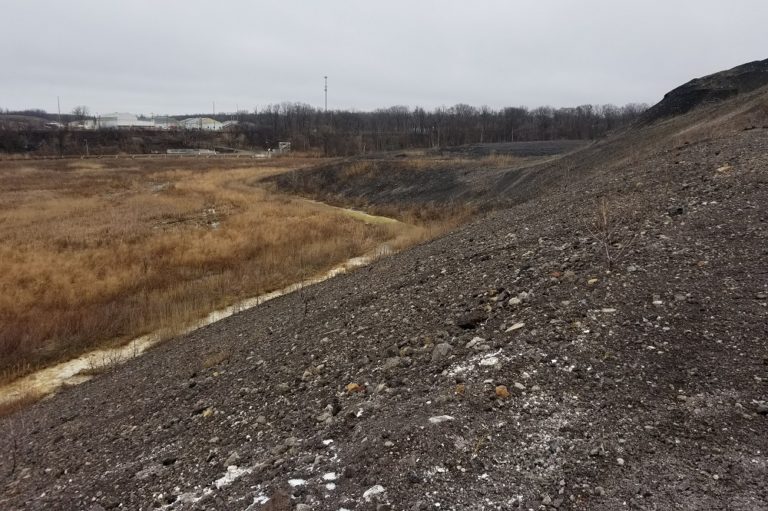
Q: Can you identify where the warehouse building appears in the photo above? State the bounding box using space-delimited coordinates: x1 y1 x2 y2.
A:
98 113 154 129
179 117 224 131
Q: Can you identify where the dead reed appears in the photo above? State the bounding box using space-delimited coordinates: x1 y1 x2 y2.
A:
0 157 410 382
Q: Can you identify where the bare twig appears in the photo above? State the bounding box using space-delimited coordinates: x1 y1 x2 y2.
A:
585 197 636 270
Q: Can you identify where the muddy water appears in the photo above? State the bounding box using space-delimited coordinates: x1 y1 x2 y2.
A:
0 244 394 407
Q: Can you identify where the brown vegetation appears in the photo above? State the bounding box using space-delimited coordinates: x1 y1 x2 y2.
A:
0 157 434 383
0 389 43 419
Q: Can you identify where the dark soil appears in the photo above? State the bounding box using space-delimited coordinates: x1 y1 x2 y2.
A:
1 89 768 509
435 140 588 158
641 58 768 123
269 141 588 214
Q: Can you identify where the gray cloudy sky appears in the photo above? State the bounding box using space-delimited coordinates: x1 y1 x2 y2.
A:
2 1 767 115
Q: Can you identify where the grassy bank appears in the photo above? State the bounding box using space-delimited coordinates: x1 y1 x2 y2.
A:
0 157 427 383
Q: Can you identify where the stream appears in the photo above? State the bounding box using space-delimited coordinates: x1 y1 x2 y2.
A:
0 204 404 407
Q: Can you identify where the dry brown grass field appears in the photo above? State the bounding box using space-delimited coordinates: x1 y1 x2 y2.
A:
0 156 440 383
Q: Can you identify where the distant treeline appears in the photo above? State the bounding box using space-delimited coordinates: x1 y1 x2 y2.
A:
0 102 647 156
216 103 648 154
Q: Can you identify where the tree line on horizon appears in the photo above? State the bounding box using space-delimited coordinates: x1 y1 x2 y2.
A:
1 102 648 156
229 102 648 153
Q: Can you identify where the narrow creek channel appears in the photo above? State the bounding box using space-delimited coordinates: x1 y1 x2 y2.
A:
0 205 405 407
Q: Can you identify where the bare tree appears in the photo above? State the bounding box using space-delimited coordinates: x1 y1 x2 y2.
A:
71 105 90 121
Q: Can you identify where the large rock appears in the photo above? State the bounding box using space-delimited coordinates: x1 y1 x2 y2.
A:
431 343 453 363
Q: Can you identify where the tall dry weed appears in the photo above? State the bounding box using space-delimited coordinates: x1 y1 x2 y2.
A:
0 157 411 382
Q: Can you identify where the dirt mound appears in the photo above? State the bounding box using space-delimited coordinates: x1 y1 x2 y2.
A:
642 58 768 123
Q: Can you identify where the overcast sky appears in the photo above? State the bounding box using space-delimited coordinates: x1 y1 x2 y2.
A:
2 1 767 116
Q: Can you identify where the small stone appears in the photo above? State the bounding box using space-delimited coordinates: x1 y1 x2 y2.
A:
667 206 685 217
495 385 510 399
201 407 214 418
507 297 522 306
431 343 453 363
224 452 240 466
296 505 312 511
505 322 525 333
135 464 167 481
382 357 401 371
513 382 526 391
363 484 386 502
455 384 466 395
479 356 499 366
256 415 267 424
756 403 768 415
428 415 455 424
587 278 599 285
466 336 484 349
209 437 220 444
457 311 486 329
346 383 363 393
595 486 606 496
616 457 625 466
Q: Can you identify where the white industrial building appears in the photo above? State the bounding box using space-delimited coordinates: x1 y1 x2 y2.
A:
68 119 98 129
179 117 224 131
98 113 154 129
153 116 180 129
64 112 230 131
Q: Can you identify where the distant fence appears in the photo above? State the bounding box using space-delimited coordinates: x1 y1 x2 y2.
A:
166 149 218 155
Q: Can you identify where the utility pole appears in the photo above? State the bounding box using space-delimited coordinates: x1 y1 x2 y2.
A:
57 96 61 125
213 101 215 116
324 76 328 113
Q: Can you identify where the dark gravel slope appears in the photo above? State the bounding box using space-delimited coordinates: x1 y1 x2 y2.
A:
642 58 768 123
1 111 768 509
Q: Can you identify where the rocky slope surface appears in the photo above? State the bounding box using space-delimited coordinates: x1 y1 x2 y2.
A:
269 142 586 212
642 58 768 123
2 85 768 510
